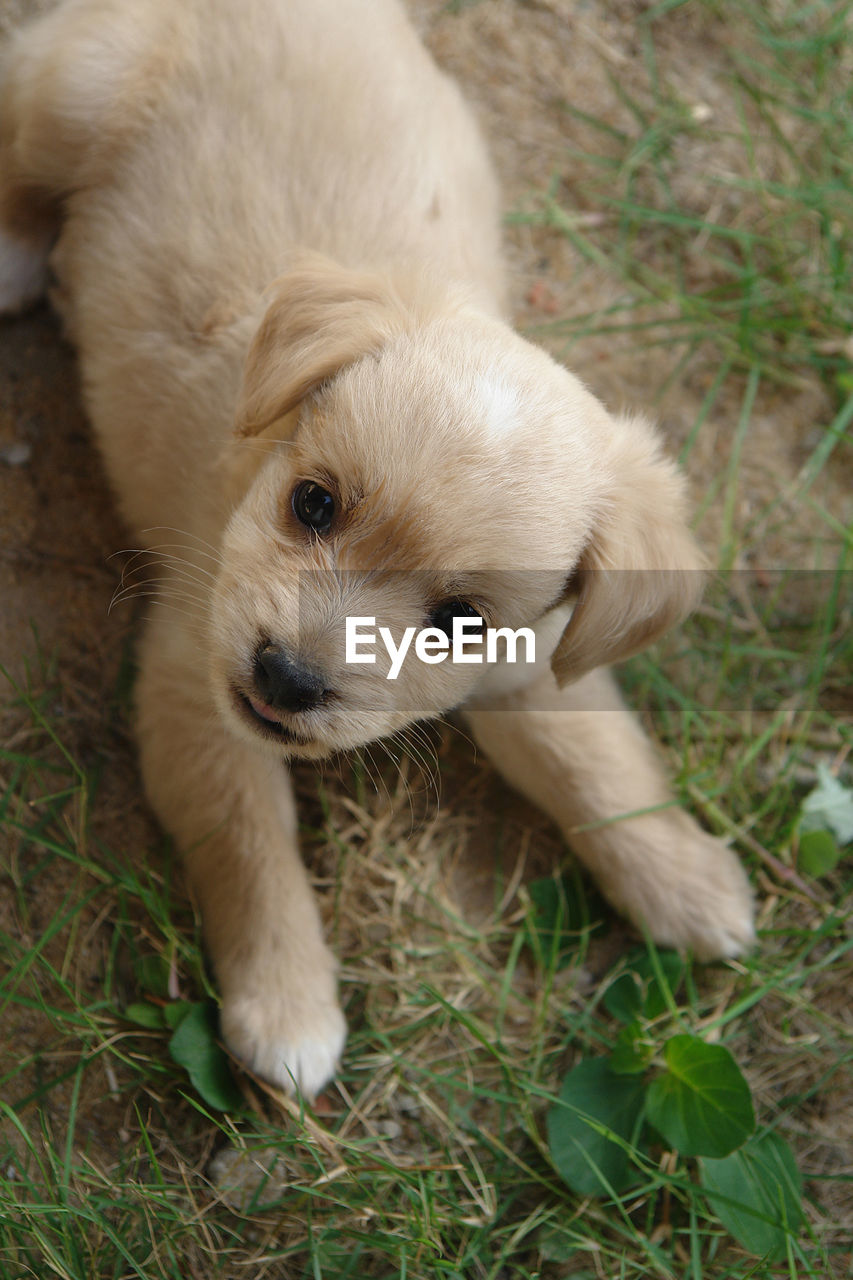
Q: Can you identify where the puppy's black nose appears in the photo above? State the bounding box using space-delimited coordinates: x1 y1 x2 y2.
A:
253 643 329 713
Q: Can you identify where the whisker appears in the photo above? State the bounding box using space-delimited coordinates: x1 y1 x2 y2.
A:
108 584 208 611
109 551 217 605
126 545 219 581
138 526 225 565
109 568 211 602
406 729 442 809
380 733 422 832
109 591 209 618
112 553 215 597
109 579 212 617
357 743 386 798
114 566 213 601
392 724 441 809
138 566 212 598
126 597 208 625
433 714 478 758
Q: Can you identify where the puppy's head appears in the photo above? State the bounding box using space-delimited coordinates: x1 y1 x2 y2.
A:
210 254 705 758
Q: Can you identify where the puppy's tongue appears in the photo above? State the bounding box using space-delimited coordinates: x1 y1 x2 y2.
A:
248 694 282 724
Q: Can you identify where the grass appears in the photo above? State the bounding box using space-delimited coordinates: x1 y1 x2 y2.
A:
517 0 853 396
1 0 852 1277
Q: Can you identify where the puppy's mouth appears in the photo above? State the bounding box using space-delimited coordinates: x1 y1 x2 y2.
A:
232 688 315 748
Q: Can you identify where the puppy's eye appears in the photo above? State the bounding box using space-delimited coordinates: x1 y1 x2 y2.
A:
292 481 336 533
428 599 483 641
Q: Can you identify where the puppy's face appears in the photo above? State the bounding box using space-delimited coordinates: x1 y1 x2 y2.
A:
210 319 594 757
208 260 706 759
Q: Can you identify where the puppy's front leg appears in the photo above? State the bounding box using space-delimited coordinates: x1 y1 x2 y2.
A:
463 667 754 960
135 621 346 1097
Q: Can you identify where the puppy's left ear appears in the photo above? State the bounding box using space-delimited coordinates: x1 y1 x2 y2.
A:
551 414 707 687
235 253 409 438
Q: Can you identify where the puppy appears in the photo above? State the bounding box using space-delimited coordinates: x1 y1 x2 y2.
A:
0 0 754 1096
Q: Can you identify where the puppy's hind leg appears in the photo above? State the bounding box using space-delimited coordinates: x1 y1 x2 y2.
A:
0 0 164 314
463 666 755 961
0 13 77 313
0 34 53 315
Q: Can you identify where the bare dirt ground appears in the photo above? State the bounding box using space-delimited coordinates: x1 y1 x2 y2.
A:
1 0 850 1265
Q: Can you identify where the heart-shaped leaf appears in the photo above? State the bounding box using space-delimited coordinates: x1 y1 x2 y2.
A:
645 1034 754 1158
609 1023 655 1076
603 949 684 1023
798 827 841 878
124 1001 165 1029
168 1002 242 1112
547 1057 648 1196
701 1129 804 1258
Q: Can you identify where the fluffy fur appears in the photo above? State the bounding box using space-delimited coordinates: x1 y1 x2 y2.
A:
0 0 754 1096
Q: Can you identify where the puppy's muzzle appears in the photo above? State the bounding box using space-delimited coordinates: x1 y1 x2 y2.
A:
253 643 331 714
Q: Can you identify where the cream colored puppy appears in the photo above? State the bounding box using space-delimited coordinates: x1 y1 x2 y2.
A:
0 0 754 1096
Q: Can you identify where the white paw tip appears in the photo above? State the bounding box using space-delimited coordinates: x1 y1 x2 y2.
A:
682 867 757 962
222 998 347 1099
694 912 756 961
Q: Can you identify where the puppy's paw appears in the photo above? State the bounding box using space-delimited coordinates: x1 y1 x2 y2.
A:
0 227 49 315
635 828 755 961
221 981 347 1099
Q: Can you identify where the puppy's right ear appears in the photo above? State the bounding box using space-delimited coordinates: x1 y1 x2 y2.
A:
235 253 408 438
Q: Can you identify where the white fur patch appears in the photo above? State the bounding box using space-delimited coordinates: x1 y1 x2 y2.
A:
476 373 520 437
222 993 347 1097
0 227 49 314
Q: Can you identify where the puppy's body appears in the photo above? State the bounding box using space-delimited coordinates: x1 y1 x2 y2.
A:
5 0 503 534
1 0 754 1094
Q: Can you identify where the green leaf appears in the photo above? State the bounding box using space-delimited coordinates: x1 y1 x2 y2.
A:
701 1130 805 1259
610 1023 654 1075
603 949 684 1023
645 1034 755 1158
547 1057 647 1196
800 763 853 844
134 953 172 999
124 1002 165 1029
168 1002 242 1111
798 827 841 878
163 999 196 1029
524 875 606 969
